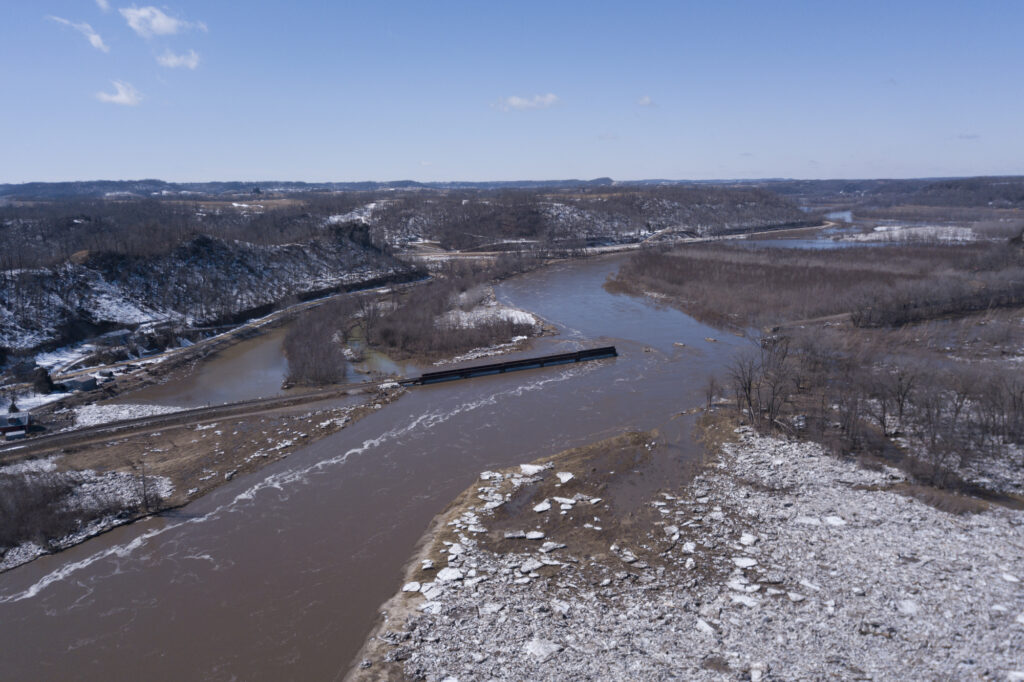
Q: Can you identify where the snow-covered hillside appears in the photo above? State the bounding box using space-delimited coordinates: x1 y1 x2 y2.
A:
0 229 416 353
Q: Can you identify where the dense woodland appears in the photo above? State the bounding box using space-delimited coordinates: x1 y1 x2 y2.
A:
0 183 809 270
0 183 808 356
283 257 538 385
759 176 1024 209
608 242 1024 329
722 327 1024 502
611 237 1024 501
3 176 1022 362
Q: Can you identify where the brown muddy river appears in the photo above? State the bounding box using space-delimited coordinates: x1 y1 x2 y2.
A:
0 254 741 680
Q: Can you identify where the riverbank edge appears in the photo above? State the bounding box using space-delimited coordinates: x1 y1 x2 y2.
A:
343 427 674 681
344 412 1024 680
0 385 408 575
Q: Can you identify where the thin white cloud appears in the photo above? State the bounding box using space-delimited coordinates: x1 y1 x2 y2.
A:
47 16 109 52
637 95 656 107
96 0 111 11
95 80 141 106
497 93 559 112
157 49 200 69
119 6 204 37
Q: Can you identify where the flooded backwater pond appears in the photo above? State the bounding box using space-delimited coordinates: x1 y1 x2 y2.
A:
124 325 295 408
122 322 419 410
0 254 742 680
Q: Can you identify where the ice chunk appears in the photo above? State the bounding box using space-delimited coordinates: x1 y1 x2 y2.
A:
730 594 759 607
436 567 463 582
523 638 562 662
539 541 565 554
897 599 919 616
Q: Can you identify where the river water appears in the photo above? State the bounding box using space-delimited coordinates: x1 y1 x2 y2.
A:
0 254 741 680
125 325 295 408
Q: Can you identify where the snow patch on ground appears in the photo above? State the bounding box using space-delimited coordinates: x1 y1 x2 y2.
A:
843 225 976 242
35 345 95 373
0 455 60 476
0 463 174 573
3 391 72 412
327 202 379 225
442 303 537 329
436 336 530 366
75 403 185 428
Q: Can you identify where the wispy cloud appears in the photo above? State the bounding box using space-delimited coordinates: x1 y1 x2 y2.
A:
96 0 111 11
497 93 559 112
957 133 981 141
95 80 141 106
157 49 200 69
119 6 205 38
47 16 109 52
637 95 656 107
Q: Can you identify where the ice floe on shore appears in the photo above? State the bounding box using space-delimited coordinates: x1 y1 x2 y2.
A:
355 427 1024 681
74 403 185 428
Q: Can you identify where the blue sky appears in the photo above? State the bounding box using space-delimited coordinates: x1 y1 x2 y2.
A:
2 1 1022 182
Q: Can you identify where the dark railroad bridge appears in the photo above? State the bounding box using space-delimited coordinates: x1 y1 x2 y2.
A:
404 346 618 386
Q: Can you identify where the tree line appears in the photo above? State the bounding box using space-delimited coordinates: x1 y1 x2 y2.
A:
608 241 1024 330
722 330 1024 493
282 255 539 385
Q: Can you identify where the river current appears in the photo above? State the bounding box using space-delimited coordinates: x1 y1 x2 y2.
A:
0 254 740 680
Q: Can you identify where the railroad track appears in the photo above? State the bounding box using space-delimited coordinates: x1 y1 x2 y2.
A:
0 380 384 462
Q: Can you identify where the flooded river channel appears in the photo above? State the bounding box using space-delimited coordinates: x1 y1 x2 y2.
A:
0 255 741 680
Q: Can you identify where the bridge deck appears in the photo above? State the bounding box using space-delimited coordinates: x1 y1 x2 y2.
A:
406 346 618 385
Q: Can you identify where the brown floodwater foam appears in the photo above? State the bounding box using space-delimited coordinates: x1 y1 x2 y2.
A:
0 254 742 680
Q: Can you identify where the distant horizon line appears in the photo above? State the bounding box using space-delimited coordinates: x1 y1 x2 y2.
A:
3 173 1023 187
